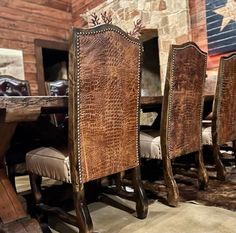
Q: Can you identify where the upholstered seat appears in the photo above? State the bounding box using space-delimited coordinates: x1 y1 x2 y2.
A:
26 147 71 183
140 131 162 159
141 127 214 159
202 127 212 145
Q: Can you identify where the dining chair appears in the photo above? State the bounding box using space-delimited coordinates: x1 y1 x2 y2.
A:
0 75 31 189
45 79 68 128
140 42 209 207
202 53 236 180
26 24 148 233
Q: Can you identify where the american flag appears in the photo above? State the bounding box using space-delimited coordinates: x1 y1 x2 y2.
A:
206 0 236 55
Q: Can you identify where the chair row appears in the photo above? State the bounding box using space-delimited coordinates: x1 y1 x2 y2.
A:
1 23 236 232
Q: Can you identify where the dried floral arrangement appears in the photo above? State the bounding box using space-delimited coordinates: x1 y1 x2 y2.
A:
89 11 144 39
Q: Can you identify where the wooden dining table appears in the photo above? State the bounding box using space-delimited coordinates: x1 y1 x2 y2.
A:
0 96 67 231
0 94 214 229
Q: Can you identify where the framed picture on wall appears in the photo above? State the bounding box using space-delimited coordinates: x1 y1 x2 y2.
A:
0 48 25 80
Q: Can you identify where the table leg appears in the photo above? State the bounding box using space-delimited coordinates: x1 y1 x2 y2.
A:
0 123 27 224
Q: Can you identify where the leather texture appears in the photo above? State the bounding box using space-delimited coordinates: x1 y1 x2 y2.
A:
140 42 207 160
213 54 236 145
0 75 30 96
69 25 142 184
163 42 207 159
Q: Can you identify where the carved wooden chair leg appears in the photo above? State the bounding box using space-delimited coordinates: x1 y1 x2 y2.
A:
213 144 226 180
132 167 148 219
162 157 179 207
73 188 94 233
195 150 208 190
232 140 236 165
29 173 46 223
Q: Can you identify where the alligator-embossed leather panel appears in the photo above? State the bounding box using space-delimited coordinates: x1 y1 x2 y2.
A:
0 75 30 96
215 54 236 145
70 26 141 184
164 43 207 159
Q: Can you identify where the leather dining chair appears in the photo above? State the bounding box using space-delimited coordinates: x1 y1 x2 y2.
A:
202 53 236 181
140 42 209 207
45 79 68 129
0 75 32 189
26 24 148 233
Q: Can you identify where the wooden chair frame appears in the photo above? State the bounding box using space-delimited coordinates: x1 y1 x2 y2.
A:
29 24 148 233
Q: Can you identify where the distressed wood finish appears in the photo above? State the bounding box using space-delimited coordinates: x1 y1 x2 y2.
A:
0 96 67 122
212 53 236 180
161 42 208 206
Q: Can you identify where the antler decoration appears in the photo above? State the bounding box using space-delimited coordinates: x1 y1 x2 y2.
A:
90 12 100 26
89 12 144 39
128 18 144 39
90 11 112 26
101 11 112 24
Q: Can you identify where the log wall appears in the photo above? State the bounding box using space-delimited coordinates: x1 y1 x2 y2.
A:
71 0 105 27
0 0 72 95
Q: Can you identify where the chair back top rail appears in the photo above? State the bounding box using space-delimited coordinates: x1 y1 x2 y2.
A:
0 75 30 96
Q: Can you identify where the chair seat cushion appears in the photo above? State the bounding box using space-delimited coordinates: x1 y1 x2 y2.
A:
140 130 162 159
26 147 71 183
202 127 212 145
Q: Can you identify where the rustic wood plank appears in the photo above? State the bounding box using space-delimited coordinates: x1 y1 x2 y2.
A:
0 170 26 224
0 96 68 122
2 0 72 21
24 0 71 12
1 218 42 233
0 6 70 30
0 17 70 40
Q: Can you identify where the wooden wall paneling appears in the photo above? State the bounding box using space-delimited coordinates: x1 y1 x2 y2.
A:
0 0 71 95
71 0 106 26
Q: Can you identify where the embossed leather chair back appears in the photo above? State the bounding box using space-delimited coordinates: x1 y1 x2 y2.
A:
69 24 142 185
161 42 207 159
45 80 68 96
212 54 236 145
45 80 68 127
0 75 30 96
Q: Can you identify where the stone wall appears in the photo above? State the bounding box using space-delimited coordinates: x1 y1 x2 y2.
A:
80 0 192 93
